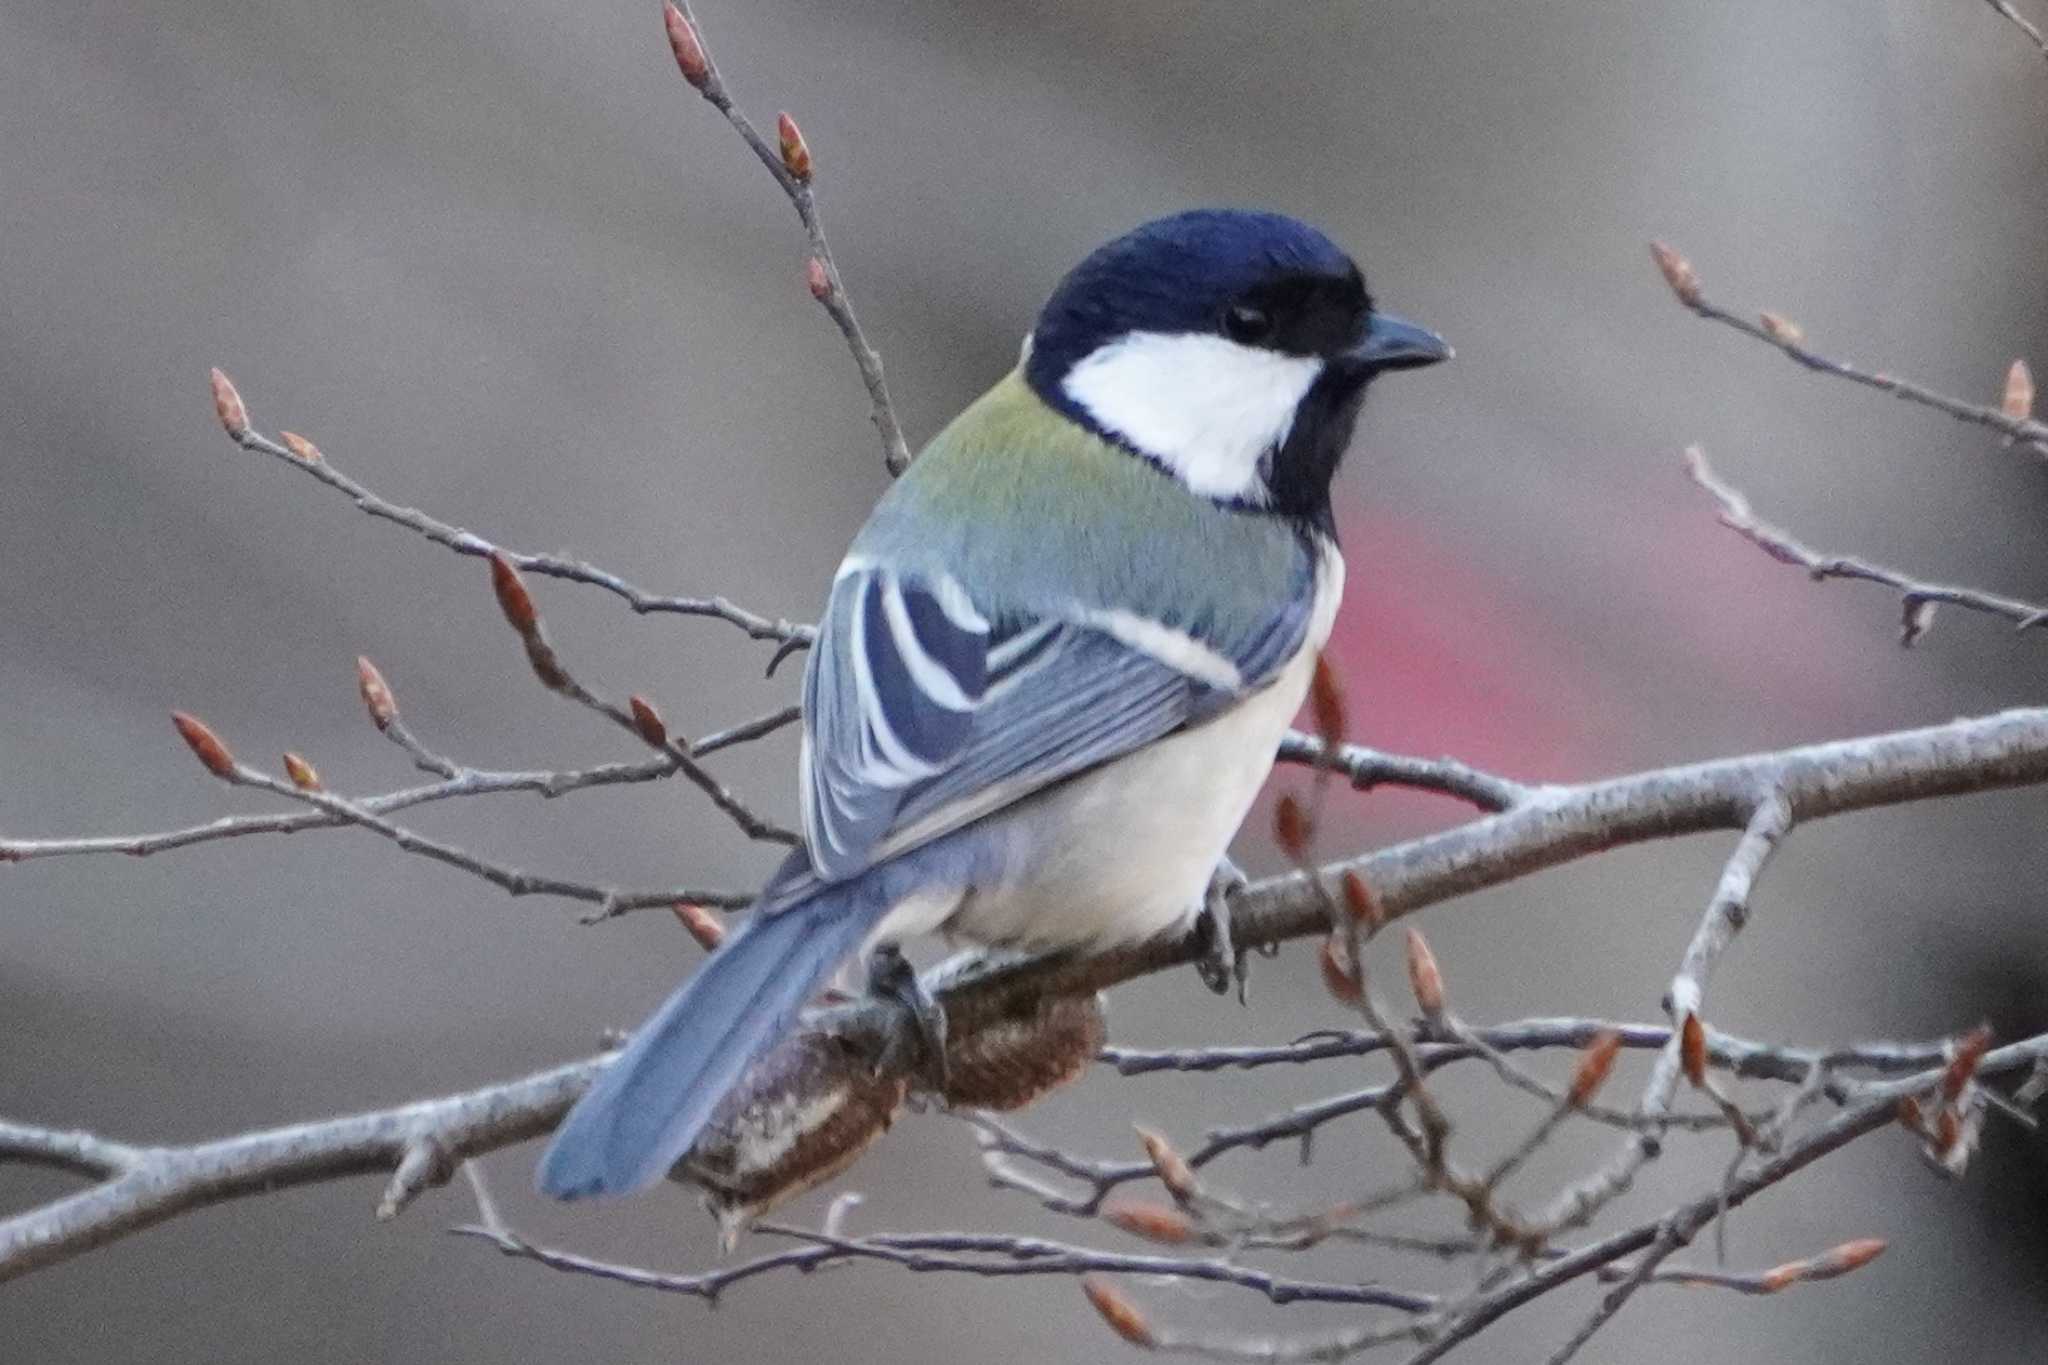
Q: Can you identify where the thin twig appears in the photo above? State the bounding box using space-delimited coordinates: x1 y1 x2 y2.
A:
1984 0 2048 63
668 1 912 476
229 758 752 917
1102 1017 1960 1082
0 755 678 864
0 694 803 868
692 704 802 757
0 1057 603 1281
455 1217 1436 1312
1651 241 2048 457
226 426 812 645
1685 445 2048 645
1399 1062 1965 1364
1534 794 1792 1239
478 551 796 845
1275 733 1532 812
1666 789 1794 1023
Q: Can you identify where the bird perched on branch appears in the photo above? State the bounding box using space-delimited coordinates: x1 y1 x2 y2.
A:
539 208 1449 1199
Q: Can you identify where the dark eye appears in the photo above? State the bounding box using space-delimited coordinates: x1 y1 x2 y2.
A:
1223 303 1274 344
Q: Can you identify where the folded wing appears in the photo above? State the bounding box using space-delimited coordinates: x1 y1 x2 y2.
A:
788 553 1314 905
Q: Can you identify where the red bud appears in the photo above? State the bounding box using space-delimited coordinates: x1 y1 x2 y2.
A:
1941 1024 1994 1104
805 256 831 301
661 2 711 88
356 656 398 731
488 553 540 636
1569 1030 1623 1109
672 902 726 951
776 112 813 183
1134 1126 1197 1202
1080 1276 1155 1348
1649 241 1702 307
1758 311 1805 346
1273 793 1311 859
1680 1012 1708 1088
1318 936 1363 1005
1341 870 1383 930
282 752 323 792
171 711 237 780
1404 927 1444 1017
2003 360 2034 422
1309 653 1346 749
279 430 322 463
1760 1237 1888 1292
1101 1197 1197 1245
209 368 249 438
629 694 669 747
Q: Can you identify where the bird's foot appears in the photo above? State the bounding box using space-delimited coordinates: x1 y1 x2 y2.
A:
1193 857 1252 1004
865 943 950 1094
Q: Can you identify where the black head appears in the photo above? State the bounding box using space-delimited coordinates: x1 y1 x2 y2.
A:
1023 209 1447 530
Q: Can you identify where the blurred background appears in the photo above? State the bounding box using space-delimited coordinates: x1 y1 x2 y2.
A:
5 0 2047 1359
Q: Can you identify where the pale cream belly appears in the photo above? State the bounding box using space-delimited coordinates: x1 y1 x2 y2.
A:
949 643 1317 949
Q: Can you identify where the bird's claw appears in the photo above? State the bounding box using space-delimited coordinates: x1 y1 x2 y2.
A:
1194 857 1252 1004
865 943 950 1094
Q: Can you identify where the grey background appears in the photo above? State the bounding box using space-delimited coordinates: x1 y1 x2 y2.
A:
4 0 2046 1360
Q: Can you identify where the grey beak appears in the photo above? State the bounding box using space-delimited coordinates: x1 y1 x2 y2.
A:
1350 310 1452 371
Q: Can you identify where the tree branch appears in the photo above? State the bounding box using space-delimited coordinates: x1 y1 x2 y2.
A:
0 1059 600 1282
1274 733 1532 812
455 1216 1438 1312
1684 445 2048 644
217 421 812 646
1648 241 2048 456
664 1 912 476
11 708 2048 1281
1983 0 2048 64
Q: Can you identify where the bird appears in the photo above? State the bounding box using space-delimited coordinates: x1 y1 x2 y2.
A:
538 208 1449 1200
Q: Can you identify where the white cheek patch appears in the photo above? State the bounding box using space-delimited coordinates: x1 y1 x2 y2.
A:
1061 331 1323 502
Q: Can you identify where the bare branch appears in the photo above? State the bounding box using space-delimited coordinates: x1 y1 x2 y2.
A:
474 552 797 846
1398 1051 2001 1364
1983 0 2048 63
1102 1017 1962 1083
944 706 2048 1025
692 703 803 756
1 730 749 915
218 418 811 646
227 752 752 917
1535 792 1793 1243
1685 446 2048 644
0 693 803 869
0 1124 145 1181
664 1 912 476
457 1215 1438 1312
1649 241 2048 456
1275 732 1532 812
0 754 670 865
1666 790 1794 1024
12 710 2048 1281
1592 1237 1887 1295
0 1058 601 1282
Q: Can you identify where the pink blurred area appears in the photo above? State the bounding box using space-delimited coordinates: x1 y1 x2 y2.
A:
1294 486 1895 842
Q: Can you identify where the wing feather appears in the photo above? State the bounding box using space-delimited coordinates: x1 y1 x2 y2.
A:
793 549 1317 894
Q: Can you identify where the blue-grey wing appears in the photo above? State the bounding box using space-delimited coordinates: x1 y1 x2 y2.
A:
800 566 991 880
793 557 1315 897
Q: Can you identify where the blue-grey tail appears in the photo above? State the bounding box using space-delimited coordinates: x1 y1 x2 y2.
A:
537 868 887 1200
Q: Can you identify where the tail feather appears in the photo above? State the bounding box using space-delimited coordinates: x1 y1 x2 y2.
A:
538 881 885 1200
